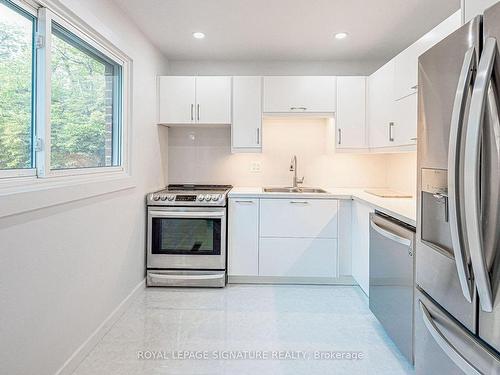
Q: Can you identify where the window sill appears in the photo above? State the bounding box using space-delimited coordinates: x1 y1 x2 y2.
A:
0 172 136 219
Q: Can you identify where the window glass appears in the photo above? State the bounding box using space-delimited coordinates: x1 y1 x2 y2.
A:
50 22 121 170
0 0 34 170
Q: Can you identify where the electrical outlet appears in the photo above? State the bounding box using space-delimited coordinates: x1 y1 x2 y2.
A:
250 161 262 173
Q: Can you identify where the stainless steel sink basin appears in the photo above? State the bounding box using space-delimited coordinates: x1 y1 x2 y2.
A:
263 187 328 194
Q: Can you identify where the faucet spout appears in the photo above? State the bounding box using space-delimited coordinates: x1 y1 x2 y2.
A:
289 155 304 188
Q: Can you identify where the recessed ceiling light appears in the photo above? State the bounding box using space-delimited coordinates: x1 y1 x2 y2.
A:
334 32 348 40
192 32 205 39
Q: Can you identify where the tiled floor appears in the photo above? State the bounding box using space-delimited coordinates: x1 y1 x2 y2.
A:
73 285 414 375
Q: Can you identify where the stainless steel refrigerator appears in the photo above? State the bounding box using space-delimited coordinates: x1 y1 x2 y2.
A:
416 2 500 374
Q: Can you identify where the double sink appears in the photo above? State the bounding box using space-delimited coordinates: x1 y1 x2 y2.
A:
263 187 328 194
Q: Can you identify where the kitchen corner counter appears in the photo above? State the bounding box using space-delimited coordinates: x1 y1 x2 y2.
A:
228 187 416 227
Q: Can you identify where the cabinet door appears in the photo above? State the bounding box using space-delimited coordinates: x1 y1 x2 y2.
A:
263 76 336 113
336 76 367 149
259 238 338 277
465 0 497 21
393 11 461 100
368 60 395 148
195 76 232 124
351 201 374 295
228 198 259 276
232 76 262 150
394 92 417 146
158 76 195 124
260 199 338 238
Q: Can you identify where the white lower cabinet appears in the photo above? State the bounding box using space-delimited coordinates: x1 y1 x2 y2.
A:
260 198 338 238
351 201 374 295
228 198 259 276
228 196 349 281
259 238 338 277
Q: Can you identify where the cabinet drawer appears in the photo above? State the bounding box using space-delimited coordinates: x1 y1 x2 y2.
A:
260 199 338 238
259 238 338 277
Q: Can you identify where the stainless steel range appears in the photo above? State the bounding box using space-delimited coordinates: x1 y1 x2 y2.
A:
146 184 232 288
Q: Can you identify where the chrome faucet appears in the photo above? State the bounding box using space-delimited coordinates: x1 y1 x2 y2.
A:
289 155 304 188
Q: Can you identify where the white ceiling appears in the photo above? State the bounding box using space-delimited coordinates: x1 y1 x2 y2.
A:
113 0 460 67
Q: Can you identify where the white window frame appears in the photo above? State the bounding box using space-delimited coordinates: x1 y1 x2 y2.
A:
0 0 38 179
36 7 130 179
0 0 131 182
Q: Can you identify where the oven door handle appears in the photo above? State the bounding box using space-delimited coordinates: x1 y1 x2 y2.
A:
149 210 225 219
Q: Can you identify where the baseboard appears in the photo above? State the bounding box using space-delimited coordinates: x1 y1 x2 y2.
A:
54 278 146 375
228 275 356 285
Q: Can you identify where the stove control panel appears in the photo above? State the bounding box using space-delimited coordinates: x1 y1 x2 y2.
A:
147 190 228 207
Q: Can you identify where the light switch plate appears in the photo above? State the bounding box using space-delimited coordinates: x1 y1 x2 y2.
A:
250 161 262 173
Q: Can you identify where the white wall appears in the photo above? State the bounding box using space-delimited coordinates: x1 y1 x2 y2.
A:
168 60 380 76
0 1 169 374
168 118 390 188
385 152 417 196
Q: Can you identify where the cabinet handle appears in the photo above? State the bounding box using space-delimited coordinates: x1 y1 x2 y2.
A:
290 201 309 204
411 85 418 90
197 104 200 121
191 104 194 121
256 128 260 145
338 128 342 145
290 106 307 111
235 200 254 204
410 137 418 141
389 122 395 142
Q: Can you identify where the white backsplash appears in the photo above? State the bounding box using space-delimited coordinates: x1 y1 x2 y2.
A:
166 117 413 190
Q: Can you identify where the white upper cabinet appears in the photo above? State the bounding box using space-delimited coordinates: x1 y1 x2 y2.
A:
263 76 336 113
464 0 495 21
158 76 231 125
394 93 418 146
393 11 461 101
336 76 367 149
195 76 232 124
158 76 196 124
232 76 262 151
368 60 395 148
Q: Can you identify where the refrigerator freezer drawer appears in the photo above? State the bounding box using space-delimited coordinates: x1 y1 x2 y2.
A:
415 288 500 375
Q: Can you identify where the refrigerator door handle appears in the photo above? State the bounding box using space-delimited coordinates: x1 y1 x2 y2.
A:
465 37 497 313
419 301 482 375
448 46 476 303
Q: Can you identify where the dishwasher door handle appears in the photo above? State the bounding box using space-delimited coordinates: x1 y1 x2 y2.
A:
370 220 412 248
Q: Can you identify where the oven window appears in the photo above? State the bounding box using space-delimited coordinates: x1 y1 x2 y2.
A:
151 218 221 255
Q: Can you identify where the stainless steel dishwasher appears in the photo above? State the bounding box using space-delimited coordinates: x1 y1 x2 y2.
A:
369 211 416 364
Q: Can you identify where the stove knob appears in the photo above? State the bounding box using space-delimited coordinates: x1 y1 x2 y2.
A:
167 195 175 201
198 195 205 201
152 194 161 201
213 194 221 201
204 195 212 201
160 194 168 201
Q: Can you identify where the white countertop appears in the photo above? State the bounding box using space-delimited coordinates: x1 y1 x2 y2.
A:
228 187 416 227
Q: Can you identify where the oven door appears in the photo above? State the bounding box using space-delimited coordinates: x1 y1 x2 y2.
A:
147 206 226 270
